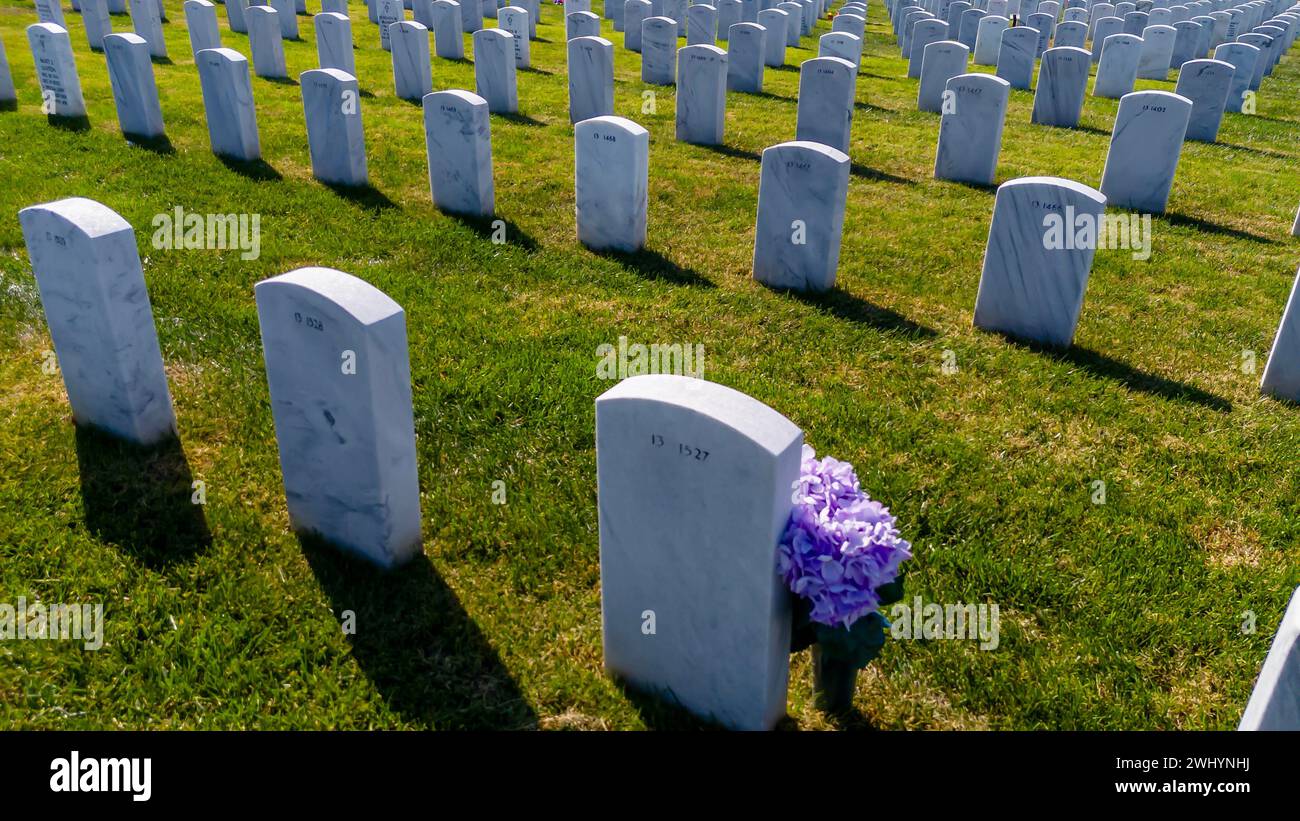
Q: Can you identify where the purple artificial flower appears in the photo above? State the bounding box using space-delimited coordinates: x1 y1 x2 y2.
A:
777 445 912 629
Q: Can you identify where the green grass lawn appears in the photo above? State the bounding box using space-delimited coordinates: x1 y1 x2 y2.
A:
0 0 1298 729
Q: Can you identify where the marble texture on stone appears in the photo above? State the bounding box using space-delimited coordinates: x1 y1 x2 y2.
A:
1055 19 1088 47
36 0 67 26
255 267 422 570
687 3 717 44
994 23 1037 88
1093 31 1142 96
18 197 176 446
129 0 167 58
832 10 865 39
185 1 223 57
82 0 113 52
819 31 862 69
972 13 1007 64
1026 11 1053 56
934 72 1009 185
900 9 933 57
269 0 300 38
499 6 530 66
568 9 602 38
196 47 260 159
473 28 518 112
641 16 677 83
715 0 739 40
1236 33 1271 90
676 42 726 144
413 0 435 27
1211 41 1255 111
1122 10 1149 34
391 20 433 99
944 1 971 35
104 33 164 139
460 0 482 30
758 9 788 66
423 88 494 216
726 21 765 91
1170 18 1202 64
596 374 800 732
624 0 650 49
918 38 969 112
664 0 688 34
1136 23 1176 78
1174 57 1231 141
247 6 289 79
1031 46 1090 127
752 140 850 292
432 1 465 59
957 7 986 50
1099 89 1191 212
518 0 538 38
908 19 947 77
28 23 85 118
301 67 368 185
568 35 614 123
575 115 649 252
1237 586 1300 730
378 0 404 49
226 0 249 34
316 13 355 75
972 176 1107 347
794 56 855 154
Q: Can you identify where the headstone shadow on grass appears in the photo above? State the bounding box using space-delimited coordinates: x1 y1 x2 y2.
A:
301 537 539 729
594 247 715 288
74 425 212 569
217 155 282 181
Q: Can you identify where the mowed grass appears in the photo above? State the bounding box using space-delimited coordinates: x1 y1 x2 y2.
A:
0 0 1298 730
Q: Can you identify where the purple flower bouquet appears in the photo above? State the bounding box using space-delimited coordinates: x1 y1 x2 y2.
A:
778 445 911 713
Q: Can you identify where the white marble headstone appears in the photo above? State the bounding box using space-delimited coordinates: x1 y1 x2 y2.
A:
316 13 356 75
28 23 86 119
423 88 495 216
726 21 765 91
461 0 483 30
918 39 969 112
596 374 800 731
269 0 301 38
432 1 465 58
18 197 177 445
391 20 433 99
82 0 113 52
676 43 726 144
1174 58 1232 141
907 19 947 77
36 0 68 27
972 176 1107 347
377 0 404 49
957 7 987 49
499 6 531 66
972 14 1008 64
129 0 167 58
255 268 422 570
473 28 518 112
759 8 789 66
226 0 249 33
1099 89 1191 213
247 6 289 79
715 0 739 40
0 40 15 106
794 57 855 154
567 9 602 37
624 0 651 49
819 31 863 69
302 67 368 186
575 115 649 253
687 3 717 44
185 0 223 57
196 47 261 160
104 33 165 139
994 22 1037 88
752 140 850 292
1031 46 1090 128
641 16 677 83
934 72 1009 185
1091 16 1124 62
568 35 614 123
1213 41 1258 110
1136 23 1177 77
1093 31 1142 96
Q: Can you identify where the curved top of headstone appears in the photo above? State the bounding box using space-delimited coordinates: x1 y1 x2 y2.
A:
198 46 249 63
316 10 349 21
761 139 851 169
998 175 1107 207
803 55 857 73
596 375 802 457
395 19 429 30
1180 57 1234 72
28 21 70 36
644 14 676 25
927 38 969 53
103 32 149 47
255 268 403 327
680 42 728 57
426 87 489 107
246 3 278 16
980 13 1009 23
569 34 614 47
730 21 764 33
759 7 789 19
301 67 357 84
18 197 131 240
185 0 216 7
1215 40 1261 54
1144 22 1177 34
1118 88 1193 110
1042 45 1092 57
626 0 651 7
474 27 514 41
575 114 649 138
949 71 1012 90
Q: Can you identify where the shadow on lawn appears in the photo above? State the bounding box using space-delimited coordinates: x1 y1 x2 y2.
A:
75 426 212 569
613 678 727 730
325 181 398 211
792 288 938 339
595 247 715 288
1004 336 1232 412
447 212 541 252
303 541 538 730
218 155 283 181
1162 210 1277 245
